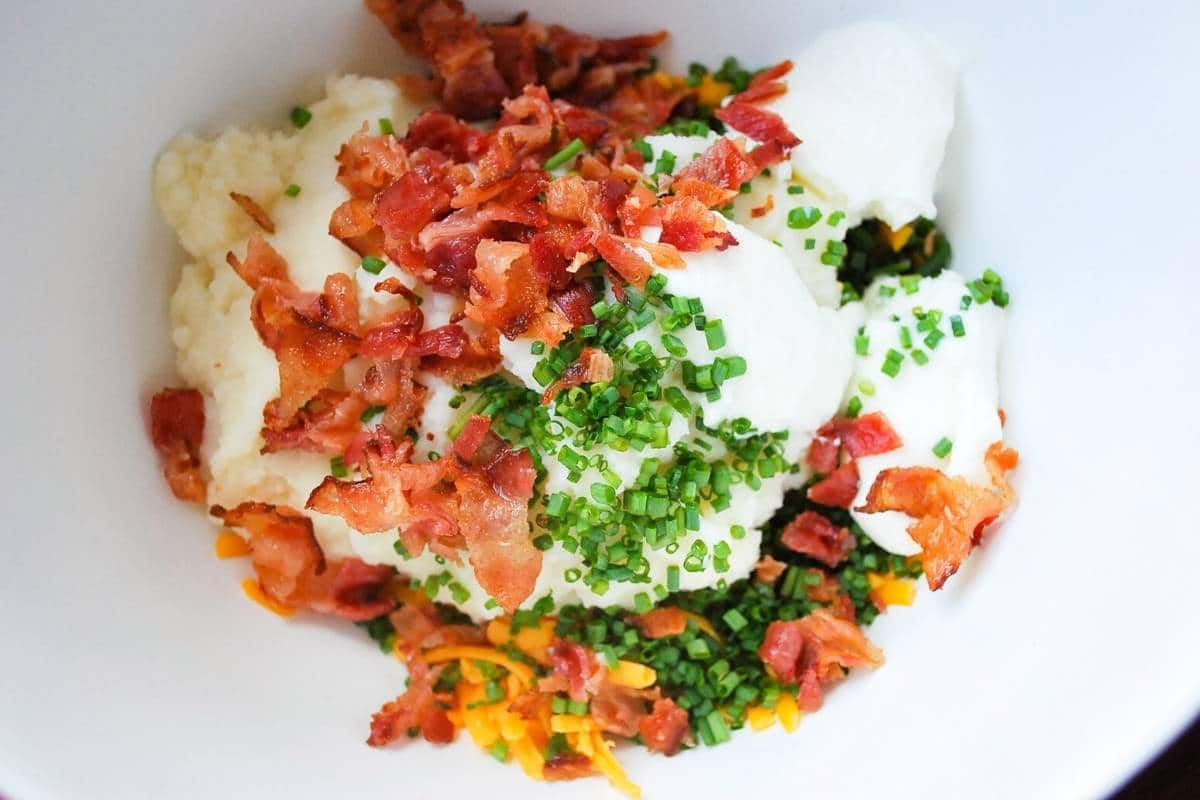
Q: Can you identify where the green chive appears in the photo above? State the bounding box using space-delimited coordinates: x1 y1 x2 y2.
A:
530 340 545 355
667 565 680 592
359 404 385 423
490 740 509 762
330 456 348 478
786 184 805 195
284 183 301 197
704 320 726 350
543 137 585 170
932 437 953 458
950 315 966 337
361 256 386 274
787 207 822 229
290 106 312 128
378 117 394 135
846 396 863 417
911 348 929 365
827 210 846 226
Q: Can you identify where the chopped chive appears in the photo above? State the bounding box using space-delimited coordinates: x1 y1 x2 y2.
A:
543 137 585 170
330 456 348 478
924 329 945 350
932 437 953 458
653 149 677 176
490 740 509 762
704 319 726 350
361 256 386 274
858 379 875 396
530 340 545 355
846 395 863 417
290 106 312 128
878 285 896 298
360 404 386 423
787 206 822 229
826 210 846 226
667 565 680 592
804 238 816 250
950 315 966 337
378 117 394 135
284 183 301 197
786 184 805 195
911 348 929 365
899 326 913 349
855 333 870 356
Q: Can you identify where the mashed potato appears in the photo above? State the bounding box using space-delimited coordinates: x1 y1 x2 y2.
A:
158 75 423 560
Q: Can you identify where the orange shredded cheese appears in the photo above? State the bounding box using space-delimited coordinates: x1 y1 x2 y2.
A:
696 73 733 107
214 530 251 559
776 692 801 732
608 660 656 689
240 578 294 617
486 616 555 663
867 572 916 607
747 705 776 731
882 222 914 251
421 646 535 684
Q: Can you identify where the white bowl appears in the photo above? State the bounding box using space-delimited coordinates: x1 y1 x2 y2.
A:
2 1 1197 798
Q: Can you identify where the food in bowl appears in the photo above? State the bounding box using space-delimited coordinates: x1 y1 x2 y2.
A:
148 1 1018 794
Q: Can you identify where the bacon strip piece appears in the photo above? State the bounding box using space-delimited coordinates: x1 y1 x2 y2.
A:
628 607 689 639
368 660 455 746
308 431 417 534
541 347 614 404
544 639 602 702
779 510 855 567
806 412 903 473
858 443 1018 590
758 609 884 711
149 388 206 503
714 102 801 150
639 698 690 755
807 461 859 509
261 389 369 455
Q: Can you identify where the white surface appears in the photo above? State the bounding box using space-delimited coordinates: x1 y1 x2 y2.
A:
0 2 1197 800
848 271 1006 554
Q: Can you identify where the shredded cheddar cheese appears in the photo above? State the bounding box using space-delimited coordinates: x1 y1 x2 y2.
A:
608 660 657 689
867 572 916 607
881 222 914 251
696 74 732 107
776 692 801 732
240 578 294 617
747 705 776 731
421 646 536 684
214 530 251 559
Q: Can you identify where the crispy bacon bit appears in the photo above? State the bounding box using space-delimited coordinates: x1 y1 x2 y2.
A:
336 124 409 198
754 554 788 585
541 347 614 404
309 420 539 613
803 569 856 621
403 109 487 161
389 603 486 656
368 0 666 119
465 239 552 339
454 470 540 614
628 607 689 639
594 233 653 287
858 443 1018 590
806 412 904 473
226 234 287 288
658 196 737 252
308 430 417 533
674 137 758 194
210 502 391 620
329 198 384 257
373 168 455 248
780 510 855 568
360 308 425 360
730 59 794 105
715 102 801 150
149 388 206 502
550 282 597 326
839 412 904 458
807 461 859 509
546 639 600 702
639 698 690 755
751 193 775 218
591 680 656 737
420 326 502 384
368 660 454 746
252 282 361 423
229 191 275 233
261 389 369 455
759 609 884 711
